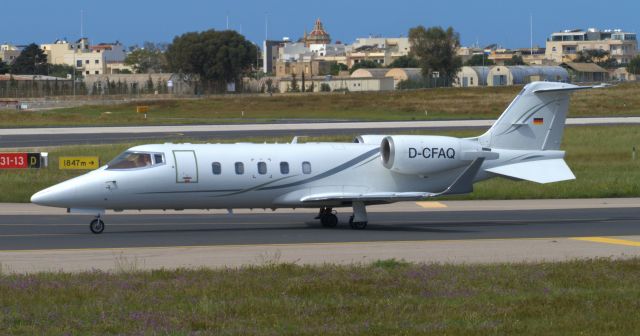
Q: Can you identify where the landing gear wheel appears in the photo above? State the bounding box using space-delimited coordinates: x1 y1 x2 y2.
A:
348 216 368 230
320 213 338 228
90 219 105 234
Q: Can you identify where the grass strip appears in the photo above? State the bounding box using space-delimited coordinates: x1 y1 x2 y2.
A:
1 258 640 334
1 82 639 127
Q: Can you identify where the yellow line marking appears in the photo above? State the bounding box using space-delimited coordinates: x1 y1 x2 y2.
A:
416 201 448 209
572 237 640 247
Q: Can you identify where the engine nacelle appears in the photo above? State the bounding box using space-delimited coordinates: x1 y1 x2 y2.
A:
353 135 388 145
380 135 482 175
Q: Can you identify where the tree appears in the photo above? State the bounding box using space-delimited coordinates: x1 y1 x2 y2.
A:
289 74 299 92
464 54 494 66
46 64 74 78
330 62 348 75
165 30 258 93
575 49 608 63
504 55 525 66
124 42 168 73
628 56 640 75
349 60 380 74
0 60 9 74
11 43 47 75
409 26 462 84
387 55 419 68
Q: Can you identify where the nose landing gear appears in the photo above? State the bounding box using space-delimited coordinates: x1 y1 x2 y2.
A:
90 215 105 234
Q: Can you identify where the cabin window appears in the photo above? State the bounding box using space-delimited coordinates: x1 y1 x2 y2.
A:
302 161 312 174
153 154 164 165
257 162 267 175
212 162 221 175
235 162 244 175
280 162 289 174
107 152 154 169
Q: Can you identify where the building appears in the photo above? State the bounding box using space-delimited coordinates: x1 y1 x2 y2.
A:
346 37 410 68
350 68 390 79
486 66 568 86
263 39 291 74
545 28 637 64
0 44 21 64
40 38 127 75
385 68 423 87
455 66 490 87
275 57 332 78
304 19 331 47
560 62 609 82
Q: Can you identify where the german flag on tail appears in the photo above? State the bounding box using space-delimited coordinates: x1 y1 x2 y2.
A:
533 117 544 125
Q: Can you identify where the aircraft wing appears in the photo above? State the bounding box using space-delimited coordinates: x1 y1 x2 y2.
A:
301 192 437 203
299 158 485 204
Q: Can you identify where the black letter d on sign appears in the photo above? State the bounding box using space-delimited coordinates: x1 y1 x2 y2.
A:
409 148 417 158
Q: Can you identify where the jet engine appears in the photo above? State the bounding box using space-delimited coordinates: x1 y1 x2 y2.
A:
380 135 484 175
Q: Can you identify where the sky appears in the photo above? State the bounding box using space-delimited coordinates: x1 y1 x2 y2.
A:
2 0 639 49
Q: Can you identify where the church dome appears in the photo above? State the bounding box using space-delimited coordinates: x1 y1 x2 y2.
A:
305 18 331 46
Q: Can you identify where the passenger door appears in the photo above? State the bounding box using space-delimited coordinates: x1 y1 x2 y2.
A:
173 150 198 183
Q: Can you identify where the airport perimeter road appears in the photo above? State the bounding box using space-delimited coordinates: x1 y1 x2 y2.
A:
1 199 640 273
1 117 639 148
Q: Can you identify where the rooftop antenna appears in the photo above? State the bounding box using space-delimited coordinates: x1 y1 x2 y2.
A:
265 12 269 40
226 13 229 30
80 9 84 38
530 13 533 55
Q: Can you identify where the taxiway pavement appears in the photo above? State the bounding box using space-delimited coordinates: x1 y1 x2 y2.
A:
2 117 639 148
0 199 639 273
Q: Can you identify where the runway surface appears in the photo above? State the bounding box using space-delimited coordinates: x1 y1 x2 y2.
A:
2 199 640 273
1 207 640 251
2 117 639 148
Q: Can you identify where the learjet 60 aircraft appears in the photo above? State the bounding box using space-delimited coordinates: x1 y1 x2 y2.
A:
31 82 602 234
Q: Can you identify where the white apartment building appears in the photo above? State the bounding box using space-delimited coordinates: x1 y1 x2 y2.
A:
41 38 126 75
0 44 21 64
545 28 637 64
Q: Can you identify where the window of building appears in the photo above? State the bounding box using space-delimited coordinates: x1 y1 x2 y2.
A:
95 71 99 74
77 60 82 67
302 161 312 174
280 162 289 174
85 71 90 75
235 162 244 175
95 60 99 64
85 60 90 64
257 162 267 175
212 162 221 175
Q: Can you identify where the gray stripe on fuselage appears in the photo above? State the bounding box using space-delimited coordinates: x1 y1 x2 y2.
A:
258 147 380 191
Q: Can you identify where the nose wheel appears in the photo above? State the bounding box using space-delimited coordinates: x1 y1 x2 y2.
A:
90 217 105 234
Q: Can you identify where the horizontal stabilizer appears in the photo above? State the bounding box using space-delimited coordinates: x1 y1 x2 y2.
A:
486 159 575 184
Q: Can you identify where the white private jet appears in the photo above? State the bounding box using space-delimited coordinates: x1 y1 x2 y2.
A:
31 81 602 234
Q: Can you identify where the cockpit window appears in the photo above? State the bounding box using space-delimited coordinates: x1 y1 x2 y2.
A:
107 151 163 170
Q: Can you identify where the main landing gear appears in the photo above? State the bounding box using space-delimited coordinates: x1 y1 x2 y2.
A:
316 206 338 228
348 201 368 230
316 202 369 230
90 215 105 234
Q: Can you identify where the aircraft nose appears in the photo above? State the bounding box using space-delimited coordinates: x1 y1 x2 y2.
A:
31 172 104 208
31 185 66 207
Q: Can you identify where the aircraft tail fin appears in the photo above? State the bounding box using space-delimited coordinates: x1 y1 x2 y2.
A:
478 82 607 151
